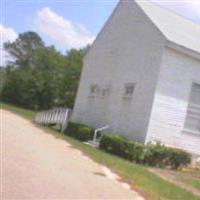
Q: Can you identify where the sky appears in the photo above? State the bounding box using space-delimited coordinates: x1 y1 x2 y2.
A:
1 0 200 65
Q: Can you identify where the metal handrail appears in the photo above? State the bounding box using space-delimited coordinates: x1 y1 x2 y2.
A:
92 125 111 146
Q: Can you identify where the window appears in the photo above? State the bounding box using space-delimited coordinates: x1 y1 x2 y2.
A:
124 83 135 96
184 83 200 133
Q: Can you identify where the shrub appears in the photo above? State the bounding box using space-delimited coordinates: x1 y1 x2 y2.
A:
99 134 145 163
167 148 191 169
145 142 191 169
99 134 191 169
65 122 94 141
144 142 169 168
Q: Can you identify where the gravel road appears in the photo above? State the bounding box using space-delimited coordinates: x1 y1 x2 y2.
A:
1 109 143 200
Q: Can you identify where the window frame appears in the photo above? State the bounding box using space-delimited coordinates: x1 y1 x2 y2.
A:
183 80 200 136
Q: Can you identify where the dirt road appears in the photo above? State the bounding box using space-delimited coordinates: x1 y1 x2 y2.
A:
1 109 143 200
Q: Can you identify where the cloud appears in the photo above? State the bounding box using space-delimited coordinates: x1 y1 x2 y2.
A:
0 24 18 66
0 24 18 45
152 0 200 24
34 7 95 50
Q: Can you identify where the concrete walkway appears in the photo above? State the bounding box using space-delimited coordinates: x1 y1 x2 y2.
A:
1 109 143 200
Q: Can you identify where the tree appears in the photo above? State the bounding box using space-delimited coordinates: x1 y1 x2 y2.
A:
30 47 66 109
0 67 6 96
4 31 44 67
2 31 88 110
57 48 86 108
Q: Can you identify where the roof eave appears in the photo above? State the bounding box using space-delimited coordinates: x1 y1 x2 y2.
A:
166 40 200 61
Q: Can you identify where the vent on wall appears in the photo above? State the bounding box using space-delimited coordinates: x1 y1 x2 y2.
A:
123 82 136 98
89 84 110 98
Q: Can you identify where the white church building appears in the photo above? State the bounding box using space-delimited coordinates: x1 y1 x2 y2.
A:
72 0 200 155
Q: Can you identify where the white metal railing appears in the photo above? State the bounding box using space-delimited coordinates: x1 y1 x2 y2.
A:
35 108 71 133
89 125 111 147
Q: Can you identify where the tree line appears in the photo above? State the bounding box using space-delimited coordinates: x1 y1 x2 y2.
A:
1 31 88 110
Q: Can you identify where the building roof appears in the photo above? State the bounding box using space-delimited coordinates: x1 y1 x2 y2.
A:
136 0 200 54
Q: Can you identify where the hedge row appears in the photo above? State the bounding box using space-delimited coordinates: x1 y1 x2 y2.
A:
64 123 191 169
64 122 94 141
99 134 191 169
99 134 144 163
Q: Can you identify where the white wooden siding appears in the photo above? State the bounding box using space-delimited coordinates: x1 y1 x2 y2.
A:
146 47 200 155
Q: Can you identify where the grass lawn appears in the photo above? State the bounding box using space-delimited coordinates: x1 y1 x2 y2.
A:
190 170 200 177
1 102 36 120
2 102 200 200
183 179 200 191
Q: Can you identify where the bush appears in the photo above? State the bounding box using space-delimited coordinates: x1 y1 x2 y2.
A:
99 134 145 163
145 142 191 169
144 142 169 168
65 122 94 141
99 134 191 169
167 148 191 169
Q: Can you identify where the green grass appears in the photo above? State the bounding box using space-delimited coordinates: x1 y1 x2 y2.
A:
2 102 200 200
183 179 200 191
192 170 200 177
1 102 36 120
42 130 200 200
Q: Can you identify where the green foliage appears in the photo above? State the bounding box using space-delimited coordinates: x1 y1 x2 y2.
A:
145 142 191 169
65 122 94 141
100 134 191 169
56 48 86 108
1 102 36 120
1 31 87 110
168 148 192 169
4 31 44 67
99 134 145 163
0 67 6 95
